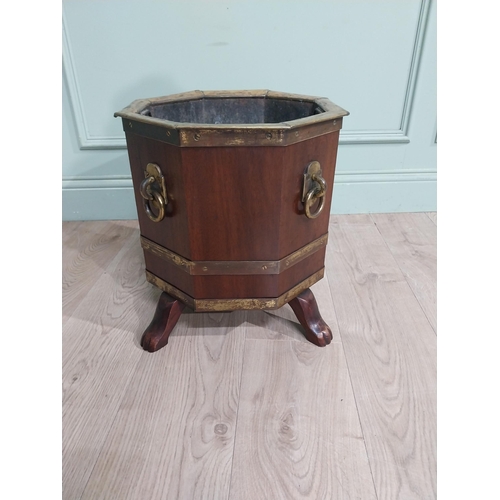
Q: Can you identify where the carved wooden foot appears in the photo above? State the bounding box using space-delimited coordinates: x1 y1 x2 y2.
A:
288 288 333 347
141 292 185 352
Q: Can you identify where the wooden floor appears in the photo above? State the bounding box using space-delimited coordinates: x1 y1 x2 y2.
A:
62 213 436 500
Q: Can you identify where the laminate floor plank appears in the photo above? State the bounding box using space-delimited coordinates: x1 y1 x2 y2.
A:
371 213 437 332
326 214 436 500
80 310 246 500
63 215 436 500
62 220 139 325
426 212 437 225
229 338 377 500
62 221 83 244
63 233 158 500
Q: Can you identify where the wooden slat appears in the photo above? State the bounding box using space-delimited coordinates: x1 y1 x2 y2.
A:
79 310 246 500
326 215 436 499
62 234 157 500
62 220 139 324
371 213 437 332
229 339 377 499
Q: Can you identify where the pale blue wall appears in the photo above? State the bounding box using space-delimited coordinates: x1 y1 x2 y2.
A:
63 0 436 220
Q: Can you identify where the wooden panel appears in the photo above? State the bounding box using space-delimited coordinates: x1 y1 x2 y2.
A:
62 220 138 324
276 247 326 297
371 212 437 332
181 134 337 262
229 339 377 499
181 145 283 260
279 132 339 257
326 214 436 499
80 311 246 500
144 251 196 297
125 132 192 258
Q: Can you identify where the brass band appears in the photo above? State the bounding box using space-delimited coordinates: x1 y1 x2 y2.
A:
145 267 325 312
141 233 328 276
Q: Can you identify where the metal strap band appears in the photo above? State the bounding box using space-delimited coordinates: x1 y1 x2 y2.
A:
141 233 328 276
145 268 325 312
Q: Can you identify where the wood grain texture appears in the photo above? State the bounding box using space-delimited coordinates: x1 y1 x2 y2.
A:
278 132 339 257
181 144 284 260
62 221 83 245
326 214 436 499
229 339 377 500
79 311 246 500
426 212 437 225
63 225 157 500
125 132 191 258
371 213 437 332
62 220 138 324
128 130 339 262
126 130 338 303
62 215 436 500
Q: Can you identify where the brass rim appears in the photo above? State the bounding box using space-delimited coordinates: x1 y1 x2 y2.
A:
114 90 348 148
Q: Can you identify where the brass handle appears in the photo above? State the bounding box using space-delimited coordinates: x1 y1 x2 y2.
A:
304 183 326 219
302 161 327 219
140 163 168 222
142 186 166 222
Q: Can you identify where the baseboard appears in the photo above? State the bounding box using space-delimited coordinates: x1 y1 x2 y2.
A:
62 173 436 220
331 171 436 214
63 186 138 221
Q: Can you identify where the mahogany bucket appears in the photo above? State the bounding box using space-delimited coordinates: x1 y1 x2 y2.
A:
115 90 349 351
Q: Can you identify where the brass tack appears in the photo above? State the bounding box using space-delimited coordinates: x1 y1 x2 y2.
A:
194 133 201 141
202 266 208 271
266 132 272 139
333 120 337 125
295 131 299 137
262 265 267 270
129 122 133 128
166 130 171 136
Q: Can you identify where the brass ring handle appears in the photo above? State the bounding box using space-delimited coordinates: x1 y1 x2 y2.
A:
304 185 326 219
142 188 166 222
139 164 168 222
302 161 327 220
313 174 327 195
140 175 155 201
